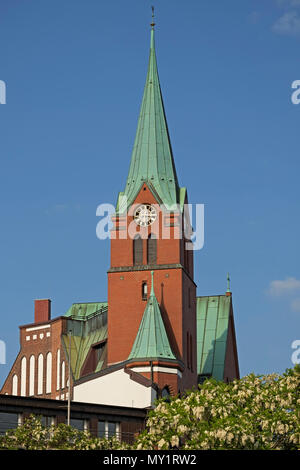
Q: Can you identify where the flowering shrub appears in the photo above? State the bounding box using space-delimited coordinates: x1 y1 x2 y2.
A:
134 366 300 450
0 367 298 450
0 415 130 450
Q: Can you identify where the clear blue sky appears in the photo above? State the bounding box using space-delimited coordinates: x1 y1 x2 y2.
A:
0 0 299 386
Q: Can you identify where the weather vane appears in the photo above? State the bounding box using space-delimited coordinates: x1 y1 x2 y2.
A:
151 5 155 29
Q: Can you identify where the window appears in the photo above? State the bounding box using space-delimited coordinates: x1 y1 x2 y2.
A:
133 235 143 265
56 349 60 391
161 386 170 399
12 374 18 396
81 341 107 377
70 418 86 431
107 422 117 438
0 412 19 435
98 420 120 439
38 354 44 395
98 420 106 438
142 282 148 301
94 342 106 365
41 415 55 427
29 355 35 396
198 374 212 385
61 361 65 389
46 352 52 394
21 356 27 397
147 233 157 264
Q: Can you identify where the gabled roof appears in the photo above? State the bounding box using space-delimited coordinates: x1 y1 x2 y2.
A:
117 27 182 213
128 272 176 361
197 295 233 381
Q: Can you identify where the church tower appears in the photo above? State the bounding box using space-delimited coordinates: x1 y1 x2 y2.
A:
107 20 197 395
0 13 240 409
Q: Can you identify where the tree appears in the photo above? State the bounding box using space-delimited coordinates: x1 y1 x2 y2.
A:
134 366 300 450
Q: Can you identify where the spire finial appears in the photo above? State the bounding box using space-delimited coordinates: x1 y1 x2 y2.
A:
150 270 155 296
151 5 155 29
226 272 231 293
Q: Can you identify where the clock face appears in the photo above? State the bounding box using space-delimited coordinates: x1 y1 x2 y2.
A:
134 204 157 227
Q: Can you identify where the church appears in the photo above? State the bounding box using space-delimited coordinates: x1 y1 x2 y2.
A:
1 20 239 409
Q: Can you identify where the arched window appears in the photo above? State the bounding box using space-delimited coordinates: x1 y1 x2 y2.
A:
46 352 52 394
142 282 148 301
161 386 171 399
21 356 27 396
12 374 18 396
133 235 143 265
29 355 35 396
147 233 157 264
38 354 44 395
61 361 66 389
56 349 60 391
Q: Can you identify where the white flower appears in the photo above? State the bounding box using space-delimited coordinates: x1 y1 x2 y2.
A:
170 435 179 447
157 439 166 450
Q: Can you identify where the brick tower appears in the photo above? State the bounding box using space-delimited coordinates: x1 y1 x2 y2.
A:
107 22 197 396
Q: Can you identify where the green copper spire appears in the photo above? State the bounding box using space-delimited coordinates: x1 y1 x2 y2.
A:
128 271 176 361
117 21 182 213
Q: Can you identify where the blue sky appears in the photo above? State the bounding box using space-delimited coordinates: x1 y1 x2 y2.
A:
0 0 300 386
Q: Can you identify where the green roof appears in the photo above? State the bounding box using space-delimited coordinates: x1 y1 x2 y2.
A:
61 294 234 382
128 272 175 361
64 302 107 320
63 303 108 380
117 27 182 213
197 295 232 381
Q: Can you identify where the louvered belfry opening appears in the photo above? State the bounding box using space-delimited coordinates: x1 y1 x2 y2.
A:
133 235 143 265
147 233 157 265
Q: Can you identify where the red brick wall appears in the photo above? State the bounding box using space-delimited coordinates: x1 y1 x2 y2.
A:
34 299 51 324
0 316 71 399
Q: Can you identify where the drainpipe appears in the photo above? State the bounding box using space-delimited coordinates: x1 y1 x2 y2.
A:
67 330 72 426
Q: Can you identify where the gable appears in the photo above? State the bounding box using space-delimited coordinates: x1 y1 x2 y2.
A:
62 302 108 380
197 295 236 382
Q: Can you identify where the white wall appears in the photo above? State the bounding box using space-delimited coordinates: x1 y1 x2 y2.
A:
73 368 156 408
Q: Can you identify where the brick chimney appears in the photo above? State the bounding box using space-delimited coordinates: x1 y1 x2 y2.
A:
34 299 51 324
